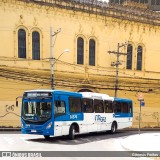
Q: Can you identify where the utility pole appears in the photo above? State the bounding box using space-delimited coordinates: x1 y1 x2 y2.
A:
108 42 128 97
50 27 61 90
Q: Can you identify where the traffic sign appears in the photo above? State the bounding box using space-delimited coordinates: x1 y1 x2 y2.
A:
138 93 144 101
141 101 145 106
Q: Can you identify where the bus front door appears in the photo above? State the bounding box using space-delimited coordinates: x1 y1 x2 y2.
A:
54 95 68 136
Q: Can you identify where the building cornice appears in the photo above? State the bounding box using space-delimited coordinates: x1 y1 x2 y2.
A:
17 0 160 26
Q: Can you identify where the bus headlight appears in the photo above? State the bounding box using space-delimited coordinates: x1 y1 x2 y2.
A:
46 122 52 129
21 123 24 128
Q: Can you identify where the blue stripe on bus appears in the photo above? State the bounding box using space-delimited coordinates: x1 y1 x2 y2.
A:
55 113 84 121
114 113 133 118
114 98 132 102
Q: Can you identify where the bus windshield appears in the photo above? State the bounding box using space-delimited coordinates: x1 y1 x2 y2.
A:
22 101 52 122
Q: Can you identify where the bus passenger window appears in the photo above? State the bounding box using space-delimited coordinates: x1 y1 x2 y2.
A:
54 100 66 116
104 100 113 113
82 98 93 113
129 103 132 114
114 102 121 113
69 97 82 113
121 102 129 113
94 99 104 113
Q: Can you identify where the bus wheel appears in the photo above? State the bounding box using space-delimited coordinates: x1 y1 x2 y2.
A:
69 125 76 140
44 135 50 140
110 122 117 134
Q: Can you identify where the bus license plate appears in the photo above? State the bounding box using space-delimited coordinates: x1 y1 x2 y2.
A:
31 130 37 133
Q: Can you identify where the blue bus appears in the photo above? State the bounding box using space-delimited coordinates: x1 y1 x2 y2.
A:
17 90 133 139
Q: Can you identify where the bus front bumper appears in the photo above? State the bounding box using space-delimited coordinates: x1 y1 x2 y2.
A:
21 121 54 136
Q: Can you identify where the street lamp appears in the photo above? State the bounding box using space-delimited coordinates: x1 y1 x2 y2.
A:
50 27 69 90
54 49 69 64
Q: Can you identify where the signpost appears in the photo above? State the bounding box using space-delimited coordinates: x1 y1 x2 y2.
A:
138 93 145 134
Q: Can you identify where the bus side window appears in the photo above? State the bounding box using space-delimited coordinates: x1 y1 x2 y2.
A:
94 99 104 113
104 100 113 113
69 97 82 113
121 102 129 113
82 98 93 113
114 102 121 113
54 100 66 116
129 102 132 114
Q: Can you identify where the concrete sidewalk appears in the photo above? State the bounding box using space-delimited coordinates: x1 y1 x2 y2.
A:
121 132 160 151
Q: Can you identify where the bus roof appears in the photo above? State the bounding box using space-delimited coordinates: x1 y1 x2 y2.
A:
24 89 82 97
114 97 132 102
80 92 114 101
23 90 132 102
24 90 114 100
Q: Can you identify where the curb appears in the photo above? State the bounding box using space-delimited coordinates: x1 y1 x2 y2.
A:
121 128 160 131
0 128 20 131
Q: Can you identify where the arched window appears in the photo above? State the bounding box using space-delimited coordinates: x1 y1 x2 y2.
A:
32 31 40 60
126 44 133 70
77 37 84 64
89 39 95 66
137 46 143 70
18 29 26 58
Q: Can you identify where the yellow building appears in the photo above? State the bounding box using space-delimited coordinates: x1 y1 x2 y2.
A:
0 0 160 128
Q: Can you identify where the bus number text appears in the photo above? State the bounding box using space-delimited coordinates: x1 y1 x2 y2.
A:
70 115 78 119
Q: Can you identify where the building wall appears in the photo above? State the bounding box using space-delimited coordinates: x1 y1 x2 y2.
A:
0 0 160 127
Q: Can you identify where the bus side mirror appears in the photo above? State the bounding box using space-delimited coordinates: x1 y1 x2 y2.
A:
16 100 18 107
16 96 22 107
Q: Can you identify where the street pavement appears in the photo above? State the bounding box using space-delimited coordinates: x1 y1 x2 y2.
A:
121 132 160 151
0 130 159 160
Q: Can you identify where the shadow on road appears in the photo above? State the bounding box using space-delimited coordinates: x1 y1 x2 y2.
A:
27 130 140 145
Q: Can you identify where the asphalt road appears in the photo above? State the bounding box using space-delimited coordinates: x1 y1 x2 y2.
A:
0 130 156 160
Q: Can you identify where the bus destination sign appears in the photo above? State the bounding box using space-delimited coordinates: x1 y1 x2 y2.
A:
26 92 51 98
